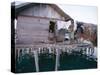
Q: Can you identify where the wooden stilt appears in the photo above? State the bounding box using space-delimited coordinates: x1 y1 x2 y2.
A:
33 50 39 72
22 48 24 55
55 48 60 71
86 47 89 55
89 47 91 56
38 48 41 54
17 48 20 62
29 48 32 54
26 48 29 54
91 47 94 56
48 47 52 54
83 47 86 54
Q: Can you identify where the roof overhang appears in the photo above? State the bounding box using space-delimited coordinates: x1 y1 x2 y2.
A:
11 2 72 21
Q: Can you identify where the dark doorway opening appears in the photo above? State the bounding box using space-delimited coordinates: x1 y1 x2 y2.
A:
49 21 56 33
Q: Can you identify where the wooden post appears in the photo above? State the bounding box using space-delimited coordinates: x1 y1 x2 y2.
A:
66 48 69 53
82 47 86 54
22 48 24 55
48 47 52 54
87 47 92 56
38 48 41 54
55 48 60 71
33 50 39 72
91 47 94 56
86 47 89 56
62 47 65 52
17 48 20 62
29 48 32 54
88 47 91 56
84 47 87 55
26 48 29 54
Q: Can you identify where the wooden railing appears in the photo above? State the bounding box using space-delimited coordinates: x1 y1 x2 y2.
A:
15 43 97 72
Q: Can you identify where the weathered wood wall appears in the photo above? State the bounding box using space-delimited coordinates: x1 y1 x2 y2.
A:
16 4 68 44
16 16 49 44
19 4 64 20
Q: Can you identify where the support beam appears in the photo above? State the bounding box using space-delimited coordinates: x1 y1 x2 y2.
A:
48 47 52 54
33 50 39 72
26 48 29 54
91 47 94 56
38 48 41 54
29 48 32 54
55 48 60 71
86 47 89 56
88 47 91 56
17 48 20 62
22 48 25 55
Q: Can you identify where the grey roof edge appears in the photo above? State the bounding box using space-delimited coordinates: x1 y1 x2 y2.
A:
49 4 72 20
11 2 72 20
